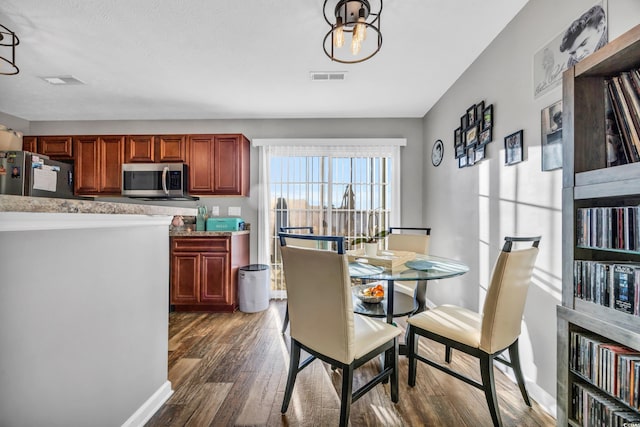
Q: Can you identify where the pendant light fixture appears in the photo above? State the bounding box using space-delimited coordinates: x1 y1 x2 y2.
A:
0 24 19 75
323 0 382 64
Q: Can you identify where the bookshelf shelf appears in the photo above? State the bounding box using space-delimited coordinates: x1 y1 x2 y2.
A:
559 23 640 426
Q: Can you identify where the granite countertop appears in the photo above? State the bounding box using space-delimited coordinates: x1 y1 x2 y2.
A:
0 195 197 216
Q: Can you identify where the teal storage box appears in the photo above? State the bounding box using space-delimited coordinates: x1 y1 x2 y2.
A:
206 217 245 231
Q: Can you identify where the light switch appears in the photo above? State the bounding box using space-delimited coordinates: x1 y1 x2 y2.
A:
211 206 220 216
228 206 241 216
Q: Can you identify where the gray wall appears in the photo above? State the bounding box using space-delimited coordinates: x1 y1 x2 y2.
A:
22 118 425 264
422 0 640 415
0 222 170 426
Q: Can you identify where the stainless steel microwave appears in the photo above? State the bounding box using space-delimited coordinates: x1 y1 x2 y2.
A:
122 163 188 198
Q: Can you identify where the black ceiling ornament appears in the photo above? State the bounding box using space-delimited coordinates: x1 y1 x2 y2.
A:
323 0 382 64
0 23 19 75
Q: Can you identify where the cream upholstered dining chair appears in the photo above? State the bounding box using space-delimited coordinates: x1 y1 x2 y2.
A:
406 236 540 427
279 235 402 427
278 226 316 334
386 227 431 306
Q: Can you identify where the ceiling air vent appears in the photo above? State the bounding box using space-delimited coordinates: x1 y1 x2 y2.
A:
310 71 347 81
40 75 85 85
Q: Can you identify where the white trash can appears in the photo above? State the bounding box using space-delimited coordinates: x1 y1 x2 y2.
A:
238 264 270 313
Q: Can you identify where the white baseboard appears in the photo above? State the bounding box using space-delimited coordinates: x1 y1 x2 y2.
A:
121 381 173 427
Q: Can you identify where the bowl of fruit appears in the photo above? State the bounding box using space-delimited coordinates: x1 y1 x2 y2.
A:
354 283 385 304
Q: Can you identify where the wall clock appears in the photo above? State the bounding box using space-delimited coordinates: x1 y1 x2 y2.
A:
431 139 444 167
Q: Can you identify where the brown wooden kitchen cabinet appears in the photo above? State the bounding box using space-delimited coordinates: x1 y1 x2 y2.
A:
74 135 124 195
156 135 186 162
124 135 187 163
187 134 250 196
37 136 74 159
170 233 249 312
125 135 155 163
22 136 37 152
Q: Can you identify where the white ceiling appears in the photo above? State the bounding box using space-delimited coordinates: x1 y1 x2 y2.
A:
0 0 528 122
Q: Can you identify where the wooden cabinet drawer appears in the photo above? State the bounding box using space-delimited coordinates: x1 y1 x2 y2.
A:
172 237 230 252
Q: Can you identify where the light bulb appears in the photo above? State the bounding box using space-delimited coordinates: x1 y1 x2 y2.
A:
351 37 361 55
355 17 366 42
334 17 344 48
355 7 367 42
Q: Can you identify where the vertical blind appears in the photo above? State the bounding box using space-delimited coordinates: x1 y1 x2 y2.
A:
254 139 405 298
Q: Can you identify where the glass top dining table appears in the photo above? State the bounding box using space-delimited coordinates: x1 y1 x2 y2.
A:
349 253 469 325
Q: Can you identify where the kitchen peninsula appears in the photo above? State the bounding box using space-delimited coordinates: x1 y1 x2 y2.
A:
0 195 196 427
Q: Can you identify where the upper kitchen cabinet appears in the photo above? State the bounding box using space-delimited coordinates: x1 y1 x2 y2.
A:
156 135 186 162
188 134 250 196
22 136 37 152
124 135 187 163
38 136 73 159
74 135 124 195
124 135 155 163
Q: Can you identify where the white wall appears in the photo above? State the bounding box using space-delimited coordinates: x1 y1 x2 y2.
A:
422 0 640 416
25 118 425 264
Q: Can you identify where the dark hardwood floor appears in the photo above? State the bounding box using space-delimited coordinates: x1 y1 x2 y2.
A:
146 300 555 426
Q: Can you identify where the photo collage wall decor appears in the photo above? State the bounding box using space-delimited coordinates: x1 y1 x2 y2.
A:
454 100 494 168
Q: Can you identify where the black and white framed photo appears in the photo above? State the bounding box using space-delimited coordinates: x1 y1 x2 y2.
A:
541 100 563 171
479 127 492 146
431 139 444 167
533 1 608 98
475 145 485 162
482 104 493 130
466 105 477 127
467 147 475 166
461 114 468 131
455 143 465 158
504 130 524 166
454 127 462 145
475 101 485 125
458 155 467 168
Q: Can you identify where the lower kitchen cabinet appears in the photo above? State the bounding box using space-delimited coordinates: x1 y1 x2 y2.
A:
170 233 249 312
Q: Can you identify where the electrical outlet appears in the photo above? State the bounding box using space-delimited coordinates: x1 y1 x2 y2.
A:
228 206 241 217
211 206 220 216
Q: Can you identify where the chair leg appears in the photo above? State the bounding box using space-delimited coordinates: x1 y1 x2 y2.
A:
445 345 452 363
281 340 301 413
340 365 354 427
508 340 531 407
281 304 289 334
407 326 418 387
480 354 502 427
390 338 399 403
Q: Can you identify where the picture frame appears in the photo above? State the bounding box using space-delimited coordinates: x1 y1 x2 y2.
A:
458 155 467 168
454 127 462 146
504 130 524 165
465 123 479 146
479 127 492 146
533 0 608 98
455 143 465 158
482 104 493 130
474 145 485 162
467 147 475 166
461 114 468 131
475 101 485 125
541 100 563 171
466 105 476 127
